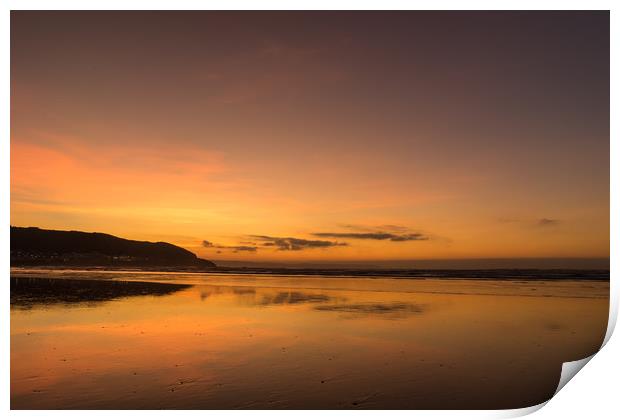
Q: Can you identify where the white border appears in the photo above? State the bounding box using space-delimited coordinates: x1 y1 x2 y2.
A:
2 2 617 419
0 1 616 11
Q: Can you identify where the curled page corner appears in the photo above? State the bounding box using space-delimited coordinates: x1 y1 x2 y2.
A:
602 290 618 347
505 354 599 418
525 302 616 415
554 354 596 396
550 287 619 396
498 401 549 418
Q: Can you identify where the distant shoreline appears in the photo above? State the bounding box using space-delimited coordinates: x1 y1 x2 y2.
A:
10 266 610 281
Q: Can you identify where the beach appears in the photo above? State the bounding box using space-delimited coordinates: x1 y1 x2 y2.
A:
10 269 609 409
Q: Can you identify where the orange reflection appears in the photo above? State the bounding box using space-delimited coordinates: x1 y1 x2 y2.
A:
11 274 609 409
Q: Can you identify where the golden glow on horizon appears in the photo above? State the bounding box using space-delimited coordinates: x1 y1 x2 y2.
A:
10 133 609 261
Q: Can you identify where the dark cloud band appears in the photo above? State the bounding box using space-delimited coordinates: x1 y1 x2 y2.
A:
202 240 257 252
250 235 347 251
538 218 560 226
312 232 428 241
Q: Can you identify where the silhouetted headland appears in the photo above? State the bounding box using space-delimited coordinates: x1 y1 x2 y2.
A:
10 226 216 268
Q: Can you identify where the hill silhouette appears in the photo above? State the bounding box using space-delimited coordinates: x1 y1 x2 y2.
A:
10 226 215 268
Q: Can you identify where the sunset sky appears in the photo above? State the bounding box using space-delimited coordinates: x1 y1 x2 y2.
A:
10 11 609 264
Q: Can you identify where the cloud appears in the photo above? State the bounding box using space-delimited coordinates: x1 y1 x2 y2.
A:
498 218 562 228
389 233 428 241
313 232 428 241
340 224 410 233
323 224 430 242
376 224 411 233
249 235 347 251
538 218 560 226
232 246 258 252
202 240 257 252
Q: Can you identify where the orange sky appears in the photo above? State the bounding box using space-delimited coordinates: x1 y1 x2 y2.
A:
10 11 609 263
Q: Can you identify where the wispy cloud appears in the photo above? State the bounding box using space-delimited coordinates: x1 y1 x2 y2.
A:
249 235 347 251
314 224 429 242
313 232 428 241
340 224 411 233
538 218 560 227
202 240 257 253
498 218 561 228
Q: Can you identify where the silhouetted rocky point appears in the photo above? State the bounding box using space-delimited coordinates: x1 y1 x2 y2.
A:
10 226 216 268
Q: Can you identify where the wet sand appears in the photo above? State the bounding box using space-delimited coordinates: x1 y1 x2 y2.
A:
10 269 609 409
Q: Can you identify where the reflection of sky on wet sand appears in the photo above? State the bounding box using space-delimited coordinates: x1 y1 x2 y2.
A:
11 273 609 409
195 286 425 319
